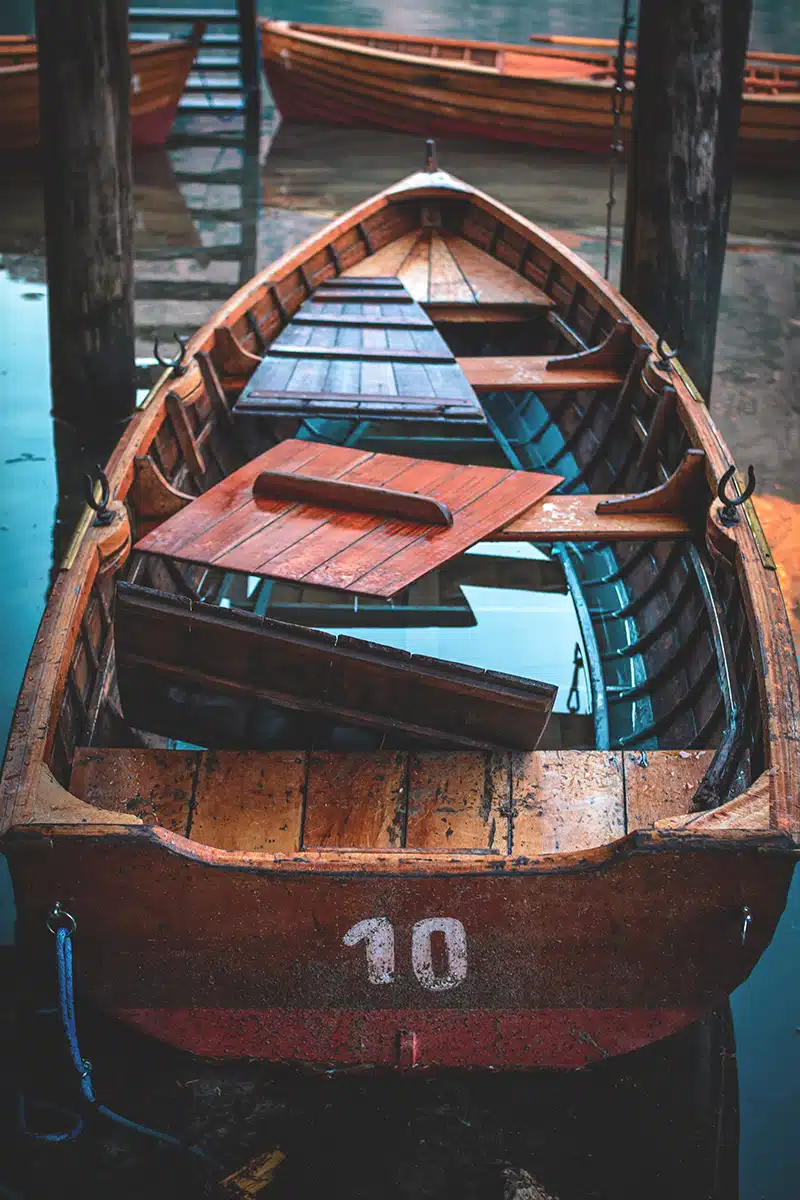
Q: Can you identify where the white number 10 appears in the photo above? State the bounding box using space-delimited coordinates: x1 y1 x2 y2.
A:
343 917 468 991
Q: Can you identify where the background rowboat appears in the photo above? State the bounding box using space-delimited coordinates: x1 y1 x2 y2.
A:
0 24 204 153
259 20 800 167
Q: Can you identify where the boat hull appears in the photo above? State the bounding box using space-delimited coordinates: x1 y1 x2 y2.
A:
6 828 793 1068
0 34 200 153
260 22 800 166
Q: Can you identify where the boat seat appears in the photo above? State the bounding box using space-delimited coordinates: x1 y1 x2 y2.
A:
69 747 713 854
113 581 556 753
499 51 604 79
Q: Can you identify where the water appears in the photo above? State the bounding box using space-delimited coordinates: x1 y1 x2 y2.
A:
1 0 799 1194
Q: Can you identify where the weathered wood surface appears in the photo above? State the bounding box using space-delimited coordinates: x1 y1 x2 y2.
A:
460 357 624 392
114 583 557 751
36 0 136 430
67 747 730 852
134 440 561 597
624 750 714 831
6 820 794 1068
498 494 691 541
620 0 753 400
235 275 486 423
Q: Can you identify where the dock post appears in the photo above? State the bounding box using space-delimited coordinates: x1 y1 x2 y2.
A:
620 0 752 402
34 0 136 437
237 0 261 138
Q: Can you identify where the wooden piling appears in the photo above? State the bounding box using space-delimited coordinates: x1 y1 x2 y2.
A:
237 0 261 136
35 0 136 436
620 0 753 402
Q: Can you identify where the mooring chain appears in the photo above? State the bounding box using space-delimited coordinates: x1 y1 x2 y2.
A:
604 0 635 280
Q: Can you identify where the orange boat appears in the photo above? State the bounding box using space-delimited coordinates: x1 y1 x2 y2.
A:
259 21 800 166
0 24 204 153
1 155 797 1071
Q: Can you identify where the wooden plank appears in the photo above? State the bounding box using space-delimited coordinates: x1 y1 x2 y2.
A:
115 583 557 752
459 356 624 392
426 303 550 322
429 231 475 302
498 493 691 541
70 747 196 833
311 290 413 303
303 751 406 847
140 442 373 565
191 750 306 852
267 344 452 362
406 750 510 850
397 232 432 302
624 750 714 831
293 313 433 329
135 441 561 598
343 229 422 277
653 775 769 832
511 751 625 854
443 232 553 305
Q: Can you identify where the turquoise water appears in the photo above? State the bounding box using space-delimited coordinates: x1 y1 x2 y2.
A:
1 0 799 1195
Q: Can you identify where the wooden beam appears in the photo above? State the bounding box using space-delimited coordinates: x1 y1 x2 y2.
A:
252 470 455 527
35 0 136 431
115 582 557 752
620 0 753 400
460 357 624 392
498 494 691 541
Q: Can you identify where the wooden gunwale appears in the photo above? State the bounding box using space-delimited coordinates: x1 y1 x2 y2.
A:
1 168 797 857
259 20 799 154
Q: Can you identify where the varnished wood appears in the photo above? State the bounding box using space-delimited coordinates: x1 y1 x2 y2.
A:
460 357 624 393
129 456 193 533
597 449 707 517
1 158 797 1078
115 583 557 752
136 441 561 598
252 470 455 527
259 20 799 166
499 494 691 541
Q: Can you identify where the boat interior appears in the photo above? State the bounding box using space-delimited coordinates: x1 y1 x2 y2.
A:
52 176 769 862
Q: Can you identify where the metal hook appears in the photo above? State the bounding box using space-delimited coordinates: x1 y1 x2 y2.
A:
741 904 751 946
425 139 438 173
153 331 189 375
653 334 681 372
83 467 114 526
47 901 77 936
717 464 756 527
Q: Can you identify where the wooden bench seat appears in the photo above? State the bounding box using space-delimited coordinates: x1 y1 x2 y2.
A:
69 747 717 854
114 582 556 753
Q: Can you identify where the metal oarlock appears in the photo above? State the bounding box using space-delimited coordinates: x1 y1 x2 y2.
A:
83 468 114 527
717 464 756 527
153 331 189 375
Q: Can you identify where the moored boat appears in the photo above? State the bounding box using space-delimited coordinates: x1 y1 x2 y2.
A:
0 24 205 153
259 20 800 167
1 152 798 1071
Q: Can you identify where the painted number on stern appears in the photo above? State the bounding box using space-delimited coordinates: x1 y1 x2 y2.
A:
343 917 467 991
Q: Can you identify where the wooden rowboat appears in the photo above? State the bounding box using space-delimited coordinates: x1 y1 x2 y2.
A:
2 152 798 1071
259 20 800 167
0 25 204 153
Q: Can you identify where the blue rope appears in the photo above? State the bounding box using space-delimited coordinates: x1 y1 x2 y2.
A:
20 918 217 1168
